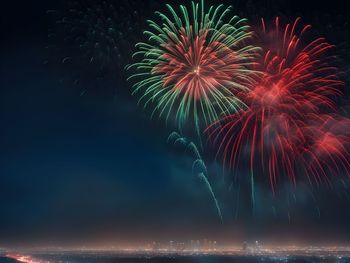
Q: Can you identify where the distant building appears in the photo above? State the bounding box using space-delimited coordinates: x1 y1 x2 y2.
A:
190 240 195 251
242 241 248 252
255 240 262 252
169 240 175 251
176 242 185 251
195 240 200 251
151 241 160 251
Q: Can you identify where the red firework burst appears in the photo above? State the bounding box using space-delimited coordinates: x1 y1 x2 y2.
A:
206 17 349 191
300 114 350 185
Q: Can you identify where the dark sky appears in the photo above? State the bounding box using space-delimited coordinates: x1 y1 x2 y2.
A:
1 0 350 247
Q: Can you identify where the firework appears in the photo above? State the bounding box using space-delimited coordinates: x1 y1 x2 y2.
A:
47 0 148 89
300 114 350 185
128 0 258 135
207 17 348 192
168 132 222 221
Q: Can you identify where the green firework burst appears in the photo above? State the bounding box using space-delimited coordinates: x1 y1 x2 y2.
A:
127 0 259 135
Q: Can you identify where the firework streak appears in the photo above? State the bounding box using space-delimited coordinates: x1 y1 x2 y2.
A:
168 132 223 221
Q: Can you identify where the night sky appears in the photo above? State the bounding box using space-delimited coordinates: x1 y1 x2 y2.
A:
1 0 350 247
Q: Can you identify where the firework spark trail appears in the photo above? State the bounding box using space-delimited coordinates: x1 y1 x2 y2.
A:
192 159 207 175
168 132 223 222
128 0 259 137
198 172 223 222
206 17 350 196
300 115 350 183
234 183 240 220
